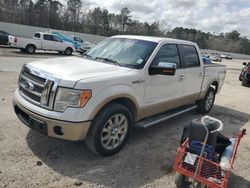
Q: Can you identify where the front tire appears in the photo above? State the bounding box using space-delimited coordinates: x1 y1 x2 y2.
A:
196 87 215 114
85 103 132 156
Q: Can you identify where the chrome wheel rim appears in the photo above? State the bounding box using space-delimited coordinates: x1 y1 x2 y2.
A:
205 91 214 111
66 49 71 55
28 47 34 53
101 114 128 150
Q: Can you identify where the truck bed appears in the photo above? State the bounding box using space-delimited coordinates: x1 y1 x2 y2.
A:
9 36 41 49
202 63 226 94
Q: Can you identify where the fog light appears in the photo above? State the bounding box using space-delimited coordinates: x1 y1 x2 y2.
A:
53 126 64 136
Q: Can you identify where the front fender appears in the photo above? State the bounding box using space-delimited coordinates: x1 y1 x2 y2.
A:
88 84 142 120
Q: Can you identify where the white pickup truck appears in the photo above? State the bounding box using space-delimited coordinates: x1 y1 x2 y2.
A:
9 32 75 55
13 35 226 156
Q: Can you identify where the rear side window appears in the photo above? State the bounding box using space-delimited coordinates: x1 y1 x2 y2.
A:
43 34 53 41
181 45 200 68
34 33 41 38
151 44 181 68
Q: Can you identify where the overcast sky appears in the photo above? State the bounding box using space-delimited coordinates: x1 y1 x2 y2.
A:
75 0 250 37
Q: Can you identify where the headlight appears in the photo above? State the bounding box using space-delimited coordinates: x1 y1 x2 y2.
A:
54 88 91 112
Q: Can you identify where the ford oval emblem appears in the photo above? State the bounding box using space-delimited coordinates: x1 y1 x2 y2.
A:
23 80 35 91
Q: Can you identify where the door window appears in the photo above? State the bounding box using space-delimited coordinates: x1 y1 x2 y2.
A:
34 33 41 38
151 44 181 68
43 34 53 41
181 45 200 68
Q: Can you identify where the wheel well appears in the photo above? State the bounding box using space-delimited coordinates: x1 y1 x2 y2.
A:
104 98 137 121
26 44 36 49
211 81 218 94
66 47 73 51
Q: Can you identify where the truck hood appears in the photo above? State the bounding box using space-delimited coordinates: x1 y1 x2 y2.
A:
28 57 132 87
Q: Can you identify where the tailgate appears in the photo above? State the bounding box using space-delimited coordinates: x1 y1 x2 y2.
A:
8 35 16 44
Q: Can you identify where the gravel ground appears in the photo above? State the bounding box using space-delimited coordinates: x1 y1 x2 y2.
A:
0 56 249 188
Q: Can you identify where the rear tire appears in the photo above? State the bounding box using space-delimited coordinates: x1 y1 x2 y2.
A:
64 47 73 56
196 87 215 114
26 44 36 54
85 103 132 156
175 173 188 188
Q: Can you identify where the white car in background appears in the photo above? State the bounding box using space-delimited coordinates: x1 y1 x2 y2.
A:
209 53 222 62
51 31 96 54
70 35 96 53
9 32 75 55
221 53 232 59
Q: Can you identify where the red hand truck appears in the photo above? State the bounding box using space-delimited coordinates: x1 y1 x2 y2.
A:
173 116 246 188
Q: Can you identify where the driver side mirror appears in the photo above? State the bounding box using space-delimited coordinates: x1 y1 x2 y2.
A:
149 62 177 76
243 62 247 66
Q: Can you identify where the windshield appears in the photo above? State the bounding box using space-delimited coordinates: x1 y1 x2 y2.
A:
84 38 158 69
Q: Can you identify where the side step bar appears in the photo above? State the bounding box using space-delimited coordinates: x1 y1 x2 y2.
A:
135 104 197 129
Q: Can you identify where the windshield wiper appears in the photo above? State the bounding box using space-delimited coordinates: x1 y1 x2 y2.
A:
95 57 122 66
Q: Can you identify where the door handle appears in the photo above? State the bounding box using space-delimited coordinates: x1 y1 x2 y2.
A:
199 72 203 76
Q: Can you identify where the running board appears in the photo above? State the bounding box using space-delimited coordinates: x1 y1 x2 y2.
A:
135 104 197 129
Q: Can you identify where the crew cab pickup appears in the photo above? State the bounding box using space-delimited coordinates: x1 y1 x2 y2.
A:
13 36 226 156
9 32 75 55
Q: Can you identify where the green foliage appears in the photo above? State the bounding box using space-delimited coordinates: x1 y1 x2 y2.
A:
166 27 250 54
0 1 249 54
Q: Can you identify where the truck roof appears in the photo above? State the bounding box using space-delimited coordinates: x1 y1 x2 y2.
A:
35 32 55 35
112 35 196 45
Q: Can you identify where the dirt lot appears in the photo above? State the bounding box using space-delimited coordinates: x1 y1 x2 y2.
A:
0 53 249 188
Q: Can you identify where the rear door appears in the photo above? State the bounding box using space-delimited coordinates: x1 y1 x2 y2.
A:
179 44 203 101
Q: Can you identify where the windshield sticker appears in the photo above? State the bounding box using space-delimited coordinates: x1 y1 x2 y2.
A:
136 59 144 64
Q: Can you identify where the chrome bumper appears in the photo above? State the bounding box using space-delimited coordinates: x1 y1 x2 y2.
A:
13 100 91 141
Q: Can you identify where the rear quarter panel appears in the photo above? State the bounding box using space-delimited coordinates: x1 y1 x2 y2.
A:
200 64 226 99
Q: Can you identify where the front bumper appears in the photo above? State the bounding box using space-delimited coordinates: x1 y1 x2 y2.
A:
13 100 91 141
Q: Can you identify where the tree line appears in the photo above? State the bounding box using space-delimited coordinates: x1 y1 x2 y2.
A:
0 0 250 54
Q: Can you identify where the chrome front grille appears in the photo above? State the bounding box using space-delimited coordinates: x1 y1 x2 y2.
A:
19 64 60 110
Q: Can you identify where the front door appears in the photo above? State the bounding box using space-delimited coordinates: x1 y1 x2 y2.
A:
144 44 184 117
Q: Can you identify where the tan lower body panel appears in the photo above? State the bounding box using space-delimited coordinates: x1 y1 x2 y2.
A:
140 93 199 120
14 101 91 141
